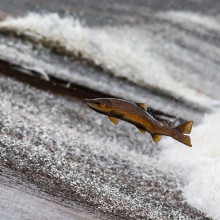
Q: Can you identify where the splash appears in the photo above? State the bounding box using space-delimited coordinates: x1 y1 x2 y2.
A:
157 11 220 31
0 12 216 105
0 11 220 219
159 110 220 220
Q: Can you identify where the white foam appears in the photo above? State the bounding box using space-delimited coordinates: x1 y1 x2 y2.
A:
159 110 220 220
0 13 216 105
157 11 220 31
1 12 220 218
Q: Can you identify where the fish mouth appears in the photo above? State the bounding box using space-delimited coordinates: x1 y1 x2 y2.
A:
86 102 100 109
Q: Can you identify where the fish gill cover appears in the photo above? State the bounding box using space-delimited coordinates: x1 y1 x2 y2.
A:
0 11 220 219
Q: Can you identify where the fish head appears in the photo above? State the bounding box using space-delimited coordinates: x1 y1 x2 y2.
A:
85 98 113 113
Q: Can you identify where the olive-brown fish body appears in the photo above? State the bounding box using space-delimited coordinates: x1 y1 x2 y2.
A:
108 99 169 133
86 98 193 147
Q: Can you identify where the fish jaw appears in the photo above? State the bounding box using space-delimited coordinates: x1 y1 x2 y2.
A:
86 102 100 110
86 99 112 114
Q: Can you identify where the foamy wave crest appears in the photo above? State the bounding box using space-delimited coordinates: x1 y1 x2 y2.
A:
157 11 220 31
159 110 220 220
0 13 216 105
1 12 220 219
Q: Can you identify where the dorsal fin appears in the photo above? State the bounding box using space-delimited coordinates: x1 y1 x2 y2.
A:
136 126 146 134
176 121 193 134
136 103 148 110
151 134 162 143
108 116 119 125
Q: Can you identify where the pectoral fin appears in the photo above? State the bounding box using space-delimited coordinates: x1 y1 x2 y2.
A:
136 103 148 110
108 116 119 125
151 134 162 143
136 127 146 134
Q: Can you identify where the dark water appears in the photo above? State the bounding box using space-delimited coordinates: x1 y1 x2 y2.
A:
0 0 219 219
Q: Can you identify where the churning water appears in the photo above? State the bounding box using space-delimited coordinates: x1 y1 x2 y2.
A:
0 11 220 219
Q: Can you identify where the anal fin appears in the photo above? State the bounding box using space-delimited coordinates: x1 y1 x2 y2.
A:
137 127 146 134
108 116 119 125
151 134 162 143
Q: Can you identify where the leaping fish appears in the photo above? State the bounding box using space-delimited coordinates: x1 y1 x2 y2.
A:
86 98 193 147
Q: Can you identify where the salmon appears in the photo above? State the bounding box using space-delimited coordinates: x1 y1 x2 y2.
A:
86 98 193 147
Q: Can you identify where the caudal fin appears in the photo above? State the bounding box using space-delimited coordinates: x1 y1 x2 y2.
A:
174 134 192 147
176 120 193 134
174 121 193 147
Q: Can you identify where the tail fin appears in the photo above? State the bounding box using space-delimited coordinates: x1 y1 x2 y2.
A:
176 120 193 134
173 134 192 147
174 121 193 147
